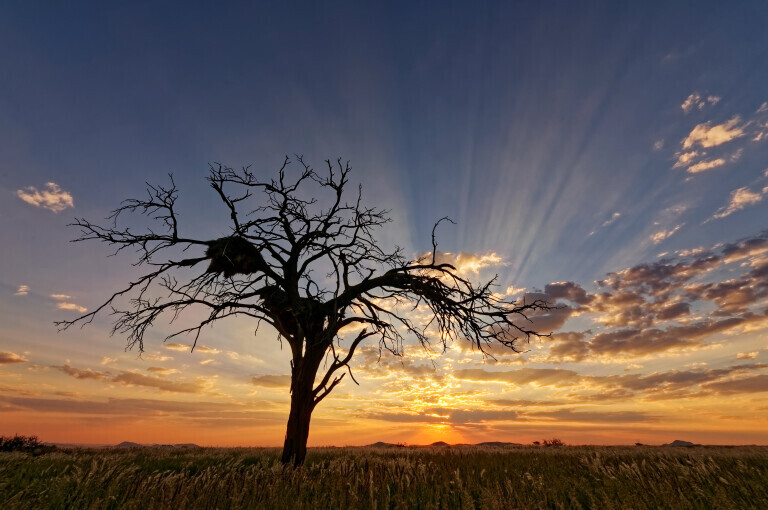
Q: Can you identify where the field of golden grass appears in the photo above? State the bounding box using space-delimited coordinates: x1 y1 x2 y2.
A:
2 445 767 509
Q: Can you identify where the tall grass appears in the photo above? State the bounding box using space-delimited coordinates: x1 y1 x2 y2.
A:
1 445 767 509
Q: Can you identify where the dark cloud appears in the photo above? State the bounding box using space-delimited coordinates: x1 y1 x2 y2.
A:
544 282 593 304
588 316 748 356
704 374 768 394
547 331 589 361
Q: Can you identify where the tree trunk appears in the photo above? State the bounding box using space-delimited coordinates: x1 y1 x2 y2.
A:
280 355 319 466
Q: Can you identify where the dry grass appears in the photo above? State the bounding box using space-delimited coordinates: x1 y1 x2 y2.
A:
1 445 767 509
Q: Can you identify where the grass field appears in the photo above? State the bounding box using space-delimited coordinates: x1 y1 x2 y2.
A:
2 445 767 509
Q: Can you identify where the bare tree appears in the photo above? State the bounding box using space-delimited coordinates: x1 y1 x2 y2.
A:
57 156 552 466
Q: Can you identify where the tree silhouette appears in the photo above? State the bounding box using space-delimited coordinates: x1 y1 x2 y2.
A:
57 156 552 465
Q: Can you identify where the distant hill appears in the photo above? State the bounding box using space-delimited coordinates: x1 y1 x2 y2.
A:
366 442 404 448
115 441 144 449
664 440 699 447
477 441 522 447
429 441 450 447
113 442 201 449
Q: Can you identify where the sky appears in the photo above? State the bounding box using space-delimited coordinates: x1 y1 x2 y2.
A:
1 1 768 447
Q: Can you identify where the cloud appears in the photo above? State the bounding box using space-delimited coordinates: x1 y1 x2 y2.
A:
163 343 220 354
0 352 28 364
653 140 664 151
681 93 720 113
453 368 580 387
0 396 282 420
56 302 88 314
16 182 74 213
54 363 204 393
111 372 203 393
737 352 759 360
250 374 292 388
100 357 117 365
531 408 657 423
146 367 178 376
757 102 768 114
711 186 767 220
164 343 192 351
544 282 592 305
650 224 683 244
430 251 506 275
53 364 110 381
673 151 699 168
686 158 726 174
704 374 768 394
682 116 744 149
14 285 29 296
602 212 621 227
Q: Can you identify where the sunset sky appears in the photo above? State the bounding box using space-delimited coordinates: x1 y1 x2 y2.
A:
2 1 768 447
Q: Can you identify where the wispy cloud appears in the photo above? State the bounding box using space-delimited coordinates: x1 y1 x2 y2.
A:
710 186 768 220
686 158 726 174
53 364 205 393
0 352 28 364
16 182 74 213
681 93 720 113
164 343 220 354
14 285 29 296
50 293 87 313
602 212 621 227
55 302 88 313
250 374 292 388
650 224 683 244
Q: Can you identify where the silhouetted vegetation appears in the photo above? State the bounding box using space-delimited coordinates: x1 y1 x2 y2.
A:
57 157 553 465
0 435 56 455
2 445 767 508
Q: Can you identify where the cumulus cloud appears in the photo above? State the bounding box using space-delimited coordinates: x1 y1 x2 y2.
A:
536 232 768 360
14 285 29 296
710 186 767 220
650 224 683 244
428 251 506 275
737 352 759 360
682 116 744 149
16 182 74 213
0 352 28 364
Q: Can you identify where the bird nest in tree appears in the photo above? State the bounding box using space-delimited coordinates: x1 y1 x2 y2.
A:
205 236 261 277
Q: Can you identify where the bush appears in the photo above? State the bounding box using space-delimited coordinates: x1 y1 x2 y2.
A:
0 435 56 455
542 438 565 447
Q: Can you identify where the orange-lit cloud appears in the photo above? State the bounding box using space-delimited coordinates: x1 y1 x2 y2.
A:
0 352 28 364
16 182 74 213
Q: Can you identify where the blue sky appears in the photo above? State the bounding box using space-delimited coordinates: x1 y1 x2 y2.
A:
1 1 768 446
